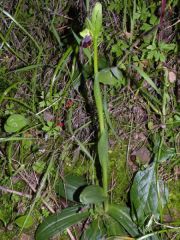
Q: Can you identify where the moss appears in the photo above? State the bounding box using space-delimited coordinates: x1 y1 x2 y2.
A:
63 141 129 205
109 143 129 204
0 231 16 240
167 179 180 221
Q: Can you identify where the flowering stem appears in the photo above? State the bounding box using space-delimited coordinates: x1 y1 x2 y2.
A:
93 37 108 206
93 37 105 135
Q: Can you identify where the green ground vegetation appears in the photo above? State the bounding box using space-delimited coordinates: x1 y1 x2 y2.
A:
0 0 179 239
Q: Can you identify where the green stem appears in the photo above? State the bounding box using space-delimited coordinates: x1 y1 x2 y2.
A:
93 37 108 205
93 37 105 134
155 68 168 225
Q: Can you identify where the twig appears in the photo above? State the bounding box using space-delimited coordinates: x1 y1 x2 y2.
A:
18 171 54 213
164 19 180 30
0 185 32 199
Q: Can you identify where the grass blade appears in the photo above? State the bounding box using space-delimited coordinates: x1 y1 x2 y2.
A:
0 6 40 50
134 65 160 94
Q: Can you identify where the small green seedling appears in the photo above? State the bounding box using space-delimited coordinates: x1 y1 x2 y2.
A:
42 121 61 138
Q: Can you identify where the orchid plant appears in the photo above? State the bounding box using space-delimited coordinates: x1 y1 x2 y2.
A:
35 3 168 240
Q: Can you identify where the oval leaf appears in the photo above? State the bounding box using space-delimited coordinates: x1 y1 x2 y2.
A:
36 206 89 240
55 174 87 202
130 164 168 226
97 67 123 86
4 114 28 133
80 185 107 204
15 215 34 229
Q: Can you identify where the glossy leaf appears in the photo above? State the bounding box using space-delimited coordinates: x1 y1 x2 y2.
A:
80 185 107 204
97 67 123 86
4 114 28 133
107 204 139 237
36 206 89 240
15 215 34 229
55 174 87 202
130 164 168 226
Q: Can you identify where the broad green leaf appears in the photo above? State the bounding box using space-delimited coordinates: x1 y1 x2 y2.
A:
81 219 105 240
99 56 108 69
134 66 160 94
111 67 123 80
153 134 176 162
97 67 123 86
82 217 127 240
80 185 107 204
130 164 168 226
98 129 109 174
36 206 89 240
157 146 176 162
104 216 128 237
91 2 102 38
4 114 28 133
55 174 87 202
107 204 139 237
15 215 34 229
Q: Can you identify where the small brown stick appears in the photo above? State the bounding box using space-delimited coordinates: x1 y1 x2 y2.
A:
164 19 180 30
0 185 32 199
19 171 54 213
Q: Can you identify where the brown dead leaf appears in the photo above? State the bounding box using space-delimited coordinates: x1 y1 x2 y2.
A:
20 233 31 240
131 146 151 165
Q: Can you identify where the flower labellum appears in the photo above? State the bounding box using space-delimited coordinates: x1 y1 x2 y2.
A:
81 35 92 48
